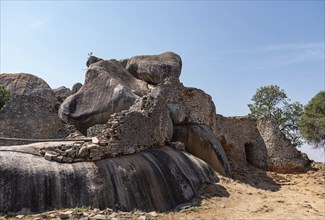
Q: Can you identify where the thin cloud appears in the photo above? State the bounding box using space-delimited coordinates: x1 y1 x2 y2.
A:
263 42 324 51
218 42 325 72
239 47 324 71
29 17 50 30
215 42 325 55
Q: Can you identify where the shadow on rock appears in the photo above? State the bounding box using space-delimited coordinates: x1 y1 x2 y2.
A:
232 164 281 191
170 183 230 213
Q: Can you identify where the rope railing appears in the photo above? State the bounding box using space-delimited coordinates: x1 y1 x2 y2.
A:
0 137 93 143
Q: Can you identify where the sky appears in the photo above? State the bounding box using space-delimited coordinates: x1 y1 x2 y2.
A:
0 0 324 162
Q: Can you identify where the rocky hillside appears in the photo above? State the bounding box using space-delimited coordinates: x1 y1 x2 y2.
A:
0 52 317 216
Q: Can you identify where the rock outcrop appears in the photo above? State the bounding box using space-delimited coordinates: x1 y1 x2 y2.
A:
125 52 182 85
57 52 230 178
0 73 66 144
52 86 72 110
59 59 149 134
257 117 309 172
0 52 310 214
172 124 231 176
0 144 217 213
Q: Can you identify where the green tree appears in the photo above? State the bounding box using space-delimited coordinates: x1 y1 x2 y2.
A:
299 91 325 149
248 85 304 146
0 85 11 109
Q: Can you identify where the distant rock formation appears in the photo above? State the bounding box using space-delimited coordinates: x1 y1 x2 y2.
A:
52 86 72 110
71 82 82 94
0 73 67 144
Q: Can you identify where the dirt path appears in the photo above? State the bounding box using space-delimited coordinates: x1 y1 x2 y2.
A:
164 164 325 220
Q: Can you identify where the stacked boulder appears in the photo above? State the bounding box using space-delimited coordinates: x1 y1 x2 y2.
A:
55 52 231 176
0 52 231 213
0 52 309 213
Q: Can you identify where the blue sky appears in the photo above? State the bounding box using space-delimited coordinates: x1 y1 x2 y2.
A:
1 0 324 162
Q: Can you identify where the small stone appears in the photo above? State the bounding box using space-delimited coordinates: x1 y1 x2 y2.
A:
90 214 106 220
49 213 56 218
16 215 24 219
62 156 74 163
78 145 89 158
148 211 158 217
53 155 63 162
91 156 102 161
87 143 98 150
104 208 113 214
83 212 90 217
108 213 116 218
217 203 225 208
92 137 99 144
44 152 57 161
138 216 146 220
98 139 109 146
65 148 77 157
58 212 69 219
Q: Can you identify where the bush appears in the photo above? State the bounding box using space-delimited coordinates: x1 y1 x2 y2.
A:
0 85 11 109
299 91 325 149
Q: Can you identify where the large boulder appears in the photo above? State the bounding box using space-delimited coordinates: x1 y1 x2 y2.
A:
59 60 149 134
172 125 231 176
0 144 218 213
52 86 72 110
126 52 182 85
257 117 309 172
0 73 66 144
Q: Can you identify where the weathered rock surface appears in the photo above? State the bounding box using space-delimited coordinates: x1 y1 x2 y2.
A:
0 52 310 215
179 87 218 133
257 117 309 172
71 82 82 94
0 144 217 213
126 52 182 85
214 115 267 168
52 86 72 109
59 60 149 133
214 115 309 172
172 125 231 176
167 103 186 124
86 55 103 67
0 73 66 144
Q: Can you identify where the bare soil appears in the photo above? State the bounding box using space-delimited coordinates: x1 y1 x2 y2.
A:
163 163 325 220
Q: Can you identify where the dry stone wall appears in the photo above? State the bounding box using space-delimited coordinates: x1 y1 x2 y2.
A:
214 114 309 172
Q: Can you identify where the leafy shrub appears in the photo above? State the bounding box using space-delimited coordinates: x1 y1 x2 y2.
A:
0 85 11 109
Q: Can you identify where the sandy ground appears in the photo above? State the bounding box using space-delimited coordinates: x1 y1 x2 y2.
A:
163 163 325 220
